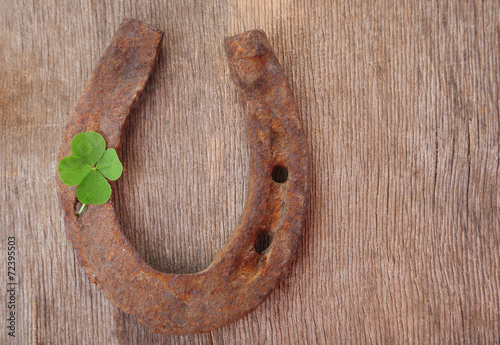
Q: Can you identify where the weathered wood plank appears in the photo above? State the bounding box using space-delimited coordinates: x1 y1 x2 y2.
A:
1 0 498 344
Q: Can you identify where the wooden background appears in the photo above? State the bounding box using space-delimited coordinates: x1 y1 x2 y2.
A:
1 0 499 344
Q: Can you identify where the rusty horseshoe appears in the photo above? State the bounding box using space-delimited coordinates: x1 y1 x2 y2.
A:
57 18 309 335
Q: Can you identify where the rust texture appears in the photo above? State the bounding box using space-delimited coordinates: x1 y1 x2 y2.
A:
57 19 309 335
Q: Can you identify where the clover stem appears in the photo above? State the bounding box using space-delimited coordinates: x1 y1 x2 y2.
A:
77 203 86 217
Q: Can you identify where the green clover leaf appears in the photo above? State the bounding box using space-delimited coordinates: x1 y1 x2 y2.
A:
71 131 106 165
58 131 123 215
58 156 92 186
96 149 123 181
76 170 112 205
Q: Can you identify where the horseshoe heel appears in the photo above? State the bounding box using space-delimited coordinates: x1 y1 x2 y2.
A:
57 19 309 335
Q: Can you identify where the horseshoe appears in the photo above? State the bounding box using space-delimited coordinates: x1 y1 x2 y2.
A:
57 18 309 335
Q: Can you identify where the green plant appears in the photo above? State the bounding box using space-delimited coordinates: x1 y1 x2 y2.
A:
58 131 123 216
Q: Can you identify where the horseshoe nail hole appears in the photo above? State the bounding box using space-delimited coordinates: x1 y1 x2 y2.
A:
255 231 272 254
74 201 87 217
272 165 288 183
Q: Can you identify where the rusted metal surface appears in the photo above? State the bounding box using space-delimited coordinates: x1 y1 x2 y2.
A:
57 19 309 335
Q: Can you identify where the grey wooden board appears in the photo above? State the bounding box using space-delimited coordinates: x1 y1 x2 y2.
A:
0 0 499 344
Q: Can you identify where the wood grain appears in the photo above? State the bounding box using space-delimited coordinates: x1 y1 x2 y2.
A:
1 0 499 344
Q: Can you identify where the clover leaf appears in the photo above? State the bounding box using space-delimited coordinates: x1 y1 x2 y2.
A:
71 131 106 165
58 131 123 216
